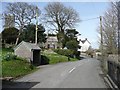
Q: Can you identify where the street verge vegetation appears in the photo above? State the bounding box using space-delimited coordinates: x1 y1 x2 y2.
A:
2 48 79 78
2 48 37 78
41 50 79 65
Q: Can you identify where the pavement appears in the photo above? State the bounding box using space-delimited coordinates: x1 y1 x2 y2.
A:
3 57 107 88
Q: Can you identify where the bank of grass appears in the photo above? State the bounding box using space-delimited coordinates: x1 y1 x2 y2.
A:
2 48 37 78
2 60 37 78
2 48 13 56
42 50 79 64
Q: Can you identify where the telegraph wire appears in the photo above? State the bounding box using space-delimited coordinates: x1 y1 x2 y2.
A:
81 17 100 22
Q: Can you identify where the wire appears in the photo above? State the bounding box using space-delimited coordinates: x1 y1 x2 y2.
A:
81 17 100 22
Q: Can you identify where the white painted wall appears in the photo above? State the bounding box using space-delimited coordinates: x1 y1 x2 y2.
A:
78 40 91 52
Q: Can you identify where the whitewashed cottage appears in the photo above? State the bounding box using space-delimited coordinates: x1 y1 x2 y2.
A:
78 38 91 52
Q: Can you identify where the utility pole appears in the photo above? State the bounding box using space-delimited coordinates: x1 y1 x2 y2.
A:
100 16 103 58
35 7 38 45
100 16 106 72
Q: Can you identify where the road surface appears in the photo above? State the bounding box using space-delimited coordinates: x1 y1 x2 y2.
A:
3 57 107 88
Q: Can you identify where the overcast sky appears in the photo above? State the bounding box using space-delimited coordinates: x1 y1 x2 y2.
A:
0 0 111 49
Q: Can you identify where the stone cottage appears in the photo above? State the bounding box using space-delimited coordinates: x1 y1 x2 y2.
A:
14 41 41 65
45 36 58 49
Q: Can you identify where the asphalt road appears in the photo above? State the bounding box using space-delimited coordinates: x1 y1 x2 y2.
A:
5 57 107 88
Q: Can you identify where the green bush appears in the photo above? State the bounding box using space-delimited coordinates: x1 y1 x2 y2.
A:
54 49 81 59
66 40 79 50
41 55 49 65
29 64 34 70
54 49 73 57
3 53 17 61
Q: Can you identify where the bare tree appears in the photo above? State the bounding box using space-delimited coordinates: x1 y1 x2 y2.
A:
44 2 80 44
4 2 40 45
98 2 118 54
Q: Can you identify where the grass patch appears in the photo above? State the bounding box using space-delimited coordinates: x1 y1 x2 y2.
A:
2 48 13 55
1 48 37 78
42 51 78 64
2 60 36 78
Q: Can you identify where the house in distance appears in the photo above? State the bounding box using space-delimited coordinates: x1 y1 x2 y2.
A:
78 38 91 52
45 36 58 49
14 41 41 65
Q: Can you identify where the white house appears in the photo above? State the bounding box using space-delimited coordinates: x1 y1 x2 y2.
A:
78 38 91 52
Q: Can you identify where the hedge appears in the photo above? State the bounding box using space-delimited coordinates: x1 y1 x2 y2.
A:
54 49 74 57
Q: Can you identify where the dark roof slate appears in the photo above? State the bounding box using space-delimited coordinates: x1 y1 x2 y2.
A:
80 38 91 44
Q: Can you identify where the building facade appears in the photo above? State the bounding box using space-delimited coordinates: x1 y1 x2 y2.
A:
45 36 58 49
78 38 91 52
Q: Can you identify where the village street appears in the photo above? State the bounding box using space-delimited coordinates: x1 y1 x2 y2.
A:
3 57 107 89
1 1 120 89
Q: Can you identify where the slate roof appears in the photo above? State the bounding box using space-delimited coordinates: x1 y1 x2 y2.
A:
79 38 91 44
14 41 41 50
81 40 86 44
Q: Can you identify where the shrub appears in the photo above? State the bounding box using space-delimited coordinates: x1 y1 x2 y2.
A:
54 49 73 57
2 53 24 61
54 49 80 59
65 40 80 58
66 40 79 50
29 64 34 70
3 53 17 61
41 55 49 65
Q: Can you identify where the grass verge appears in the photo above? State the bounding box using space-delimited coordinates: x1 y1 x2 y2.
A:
1 48 37 78
42 51 79 64
2 60 37 78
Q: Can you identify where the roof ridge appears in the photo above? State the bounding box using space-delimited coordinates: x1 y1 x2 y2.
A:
79 38 91 44
14 41 40 51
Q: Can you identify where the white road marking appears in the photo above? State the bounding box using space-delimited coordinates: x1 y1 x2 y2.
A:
69 67 76 73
